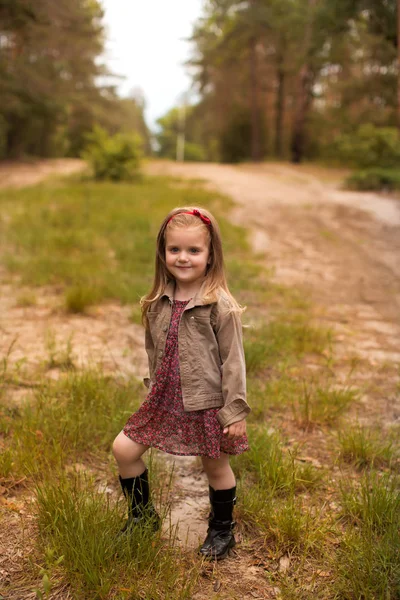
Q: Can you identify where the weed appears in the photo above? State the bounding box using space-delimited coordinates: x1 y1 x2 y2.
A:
44 330 75 371
291 379 358 428
15 291 37 307
244 318 330 375
339 470 400 534
0 370 143 479
34 471 201 599
65 286 99 313
333 470 400 598
338 423 396 470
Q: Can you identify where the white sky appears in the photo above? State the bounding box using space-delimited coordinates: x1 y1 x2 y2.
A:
101 1 204 130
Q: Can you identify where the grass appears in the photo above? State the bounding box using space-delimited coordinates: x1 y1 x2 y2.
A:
33 471 201 600
0 177 248 309
0 171 399 599
244 317 331 375
338 423 397 470
15 291 37 307
0 370 143 480
334 471 400 598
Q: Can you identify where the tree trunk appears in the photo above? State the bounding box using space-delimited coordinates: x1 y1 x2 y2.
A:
250 36 262 162
397 0 400 131
290 0 317 164
290 64 315 163
6 118 27 159
275 51 285 158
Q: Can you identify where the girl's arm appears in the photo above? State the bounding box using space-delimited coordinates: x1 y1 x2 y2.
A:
213 303 250 429
143 324 155 388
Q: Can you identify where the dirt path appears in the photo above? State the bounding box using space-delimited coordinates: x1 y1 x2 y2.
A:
147 160 400 360
1 159 400 599
0 158 85 188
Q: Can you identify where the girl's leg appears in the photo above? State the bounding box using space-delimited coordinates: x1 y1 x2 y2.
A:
112 431 149 477
112 432 159 531
199 453 237 560
201 452 236 490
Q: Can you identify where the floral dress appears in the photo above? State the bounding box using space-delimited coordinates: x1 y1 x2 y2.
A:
123 299 249 459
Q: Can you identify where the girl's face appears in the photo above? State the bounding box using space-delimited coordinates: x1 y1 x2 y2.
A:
165 226 210 290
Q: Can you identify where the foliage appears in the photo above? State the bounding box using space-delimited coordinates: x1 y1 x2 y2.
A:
156 107 207 162
332 125 400 169
82 126 142 182
0 1 151 159
345 168 400 191
220 108 259 163
182 0 399 164
183 142 207 162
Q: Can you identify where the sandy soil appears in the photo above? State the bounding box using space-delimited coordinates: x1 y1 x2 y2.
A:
1 158 400 599
0 158 85 188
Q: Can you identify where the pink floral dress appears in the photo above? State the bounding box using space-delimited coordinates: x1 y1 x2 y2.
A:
123 299 249 458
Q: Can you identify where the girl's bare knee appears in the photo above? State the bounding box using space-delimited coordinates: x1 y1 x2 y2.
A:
112 431 148 465
201 454 230 477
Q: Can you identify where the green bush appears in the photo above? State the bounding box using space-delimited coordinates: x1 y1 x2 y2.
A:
183 142 206 162
332 124 400 169
82 125 142 181
345 168 400 191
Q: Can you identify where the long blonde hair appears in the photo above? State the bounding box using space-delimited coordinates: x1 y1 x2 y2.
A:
141 206 242 325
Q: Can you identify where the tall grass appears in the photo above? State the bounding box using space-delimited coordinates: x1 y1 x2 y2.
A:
34 471 201 599
333 471 400 598
0 370 143 479
244 317 331 375
338 423 397 470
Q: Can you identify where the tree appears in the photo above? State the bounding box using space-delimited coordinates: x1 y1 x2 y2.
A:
0 0 151 159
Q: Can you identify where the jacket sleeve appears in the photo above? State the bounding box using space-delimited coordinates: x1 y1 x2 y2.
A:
143 323 155 389
213 303 250 428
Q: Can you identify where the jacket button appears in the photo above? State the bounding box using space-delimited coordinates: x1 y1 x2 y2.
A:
163 325 168 332
190 316 194 320
159 350 163 357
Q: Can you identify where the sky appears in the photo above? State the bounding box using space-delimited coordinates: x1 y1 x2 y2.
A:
101 1 204 130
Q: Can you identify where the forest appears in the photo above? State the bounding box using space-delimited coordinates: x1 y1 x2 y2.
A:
0 0 398 167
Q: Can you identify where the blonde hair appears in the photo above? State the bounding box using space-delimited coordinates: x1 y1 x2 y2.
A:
141 206 243 325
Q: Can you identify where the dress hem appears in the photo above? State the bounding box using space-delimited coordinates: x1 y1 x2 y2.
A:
122 429 249 459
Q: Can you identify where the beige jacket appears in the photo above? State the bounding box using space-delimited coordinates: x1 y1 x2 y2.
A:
143 281 250 429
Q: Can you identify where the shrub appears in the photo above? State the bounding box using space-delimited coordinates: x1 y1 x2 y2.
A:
345 168 400 191
82 126 142 181
332 124 400 169
65 285 99 313
183 142 206 162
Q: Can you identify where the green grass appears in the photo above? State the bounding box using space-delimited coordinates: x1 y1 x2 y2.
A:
1 172 399 599
0 177 249 307
333 471 400 598
33 471 200 600
338 423 397 470
244 317 331 375
0 370 143 480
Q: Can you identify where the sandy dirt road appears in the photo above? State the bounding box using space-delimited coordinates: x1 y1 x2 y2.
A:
147 160 400 362
1 159 400 599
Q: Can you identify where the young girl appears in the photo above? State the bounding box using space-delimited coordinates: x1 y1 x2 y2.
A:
112 206 250 560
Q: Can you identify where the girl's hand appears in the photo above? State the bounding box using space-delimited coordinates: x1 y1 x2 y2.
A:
223 419 247 439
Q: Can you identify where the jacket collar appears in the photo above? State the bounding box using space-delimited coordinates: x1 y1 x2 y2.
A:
161 280 211 309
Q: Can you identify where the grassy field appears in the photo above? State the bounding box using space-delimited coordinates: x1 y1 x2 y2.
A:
0 173 399 599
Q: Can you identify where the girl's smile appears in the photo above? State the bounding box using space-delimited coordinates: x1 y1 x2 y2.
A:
165 227 210 291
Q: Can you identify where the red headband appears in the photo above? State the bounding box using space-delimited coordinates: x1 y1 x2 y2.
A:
167 209 212 228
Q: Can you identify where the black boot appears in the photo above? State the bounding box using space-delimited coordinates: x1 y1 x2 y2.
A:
199 486 236 560
119 468 160 533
